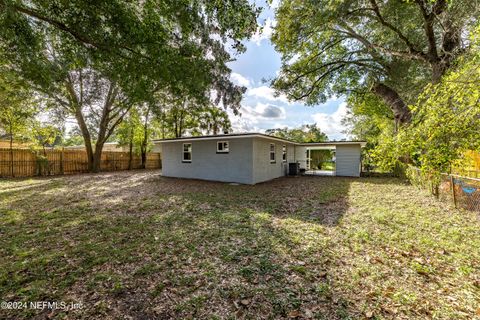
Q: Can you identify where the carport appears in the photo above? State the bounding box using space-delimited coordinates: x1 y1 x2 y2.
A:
294 141 366 177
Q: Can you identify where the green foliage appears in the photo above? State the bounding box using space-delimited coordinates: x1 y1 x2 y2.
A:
271 0 477 105
62 135 85 147
29 122 62 152
116 104 159 155
154 95 232 138
0 0 258 112
116 108 144 154
0 0 258 171
272 0 479 176
373 26 480 177
309 150 334 170
266 124 328 143
0 69 36 144
407 48 480 174
196 105 232 135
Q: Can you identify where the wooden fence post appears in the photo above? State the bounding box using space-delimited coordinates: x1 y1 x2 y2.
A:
450 175 457 208
60 148 64 175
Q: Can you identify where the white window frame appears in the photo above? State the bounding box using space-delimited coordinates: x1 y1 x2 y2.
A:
182 143 192 162
216 141 229 153
282 145 287 162
269 143 276 163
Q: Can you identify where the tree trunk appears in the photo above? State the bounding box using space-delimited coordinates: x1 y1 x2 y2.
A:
90 82 117 173
140 107 150 169
66 79 95 172
73 106 95 171
92 141 104 173
372 83 411 130
128 129 133 170
431 62 448 84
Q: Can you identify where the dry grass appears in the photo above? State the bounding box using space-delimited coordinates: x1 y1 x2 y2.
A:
0 170 479 319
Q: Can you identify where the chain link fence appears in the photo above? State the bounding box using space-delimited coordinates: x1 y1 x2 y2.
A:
407 166 480 212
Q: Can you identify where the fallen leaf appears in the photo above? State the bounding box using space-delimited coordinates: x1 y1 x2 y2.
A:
288 310 301 318
365 310 374 318
240 299 250 306
304 309 314 318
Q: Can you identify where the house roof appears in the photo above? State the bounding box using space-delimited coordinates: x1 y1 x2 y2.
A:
153 133 366 147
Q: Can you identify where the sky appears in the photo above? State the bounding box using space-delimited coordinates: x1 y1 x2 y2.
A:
226 0 349 140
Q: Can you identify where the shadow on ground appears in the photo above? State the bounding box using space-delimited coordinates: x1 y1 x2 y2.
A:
1 170 479 319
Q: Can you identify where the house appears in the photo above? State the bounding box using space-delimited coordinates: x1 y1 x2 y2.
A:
154 133 366 184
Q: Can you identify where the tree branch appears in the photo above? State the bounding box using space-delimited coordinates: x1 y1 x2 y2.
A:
336 26 429 63
8 2 150 61
291 65 346 101
414 0 439 61
369 0 424 58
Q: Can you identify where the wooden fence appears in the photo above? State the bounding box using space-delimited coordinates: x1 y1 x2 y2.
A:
0 148 162 178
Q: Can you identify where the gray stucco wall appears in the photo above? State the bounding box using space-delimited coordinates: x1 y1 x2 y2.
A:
335 144 361 177
160 138 254 184
252 137 295 184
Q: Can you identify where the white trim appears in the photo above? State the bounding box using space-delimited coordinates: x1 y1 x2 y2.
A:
269 143 276 163
216 141 229 153
158 134 291 144
182 143 192 162
155 134 366 147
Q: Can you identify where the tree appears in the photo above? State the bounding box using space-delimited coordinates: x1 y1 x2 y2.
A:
0 0 258 171
271 0 479 128
374 26 480 180
198 105 232 135
43 67 136 172
0 70 36 176
266 124 328 143
116 108 143 170
161 97 199 138
29 122 61 155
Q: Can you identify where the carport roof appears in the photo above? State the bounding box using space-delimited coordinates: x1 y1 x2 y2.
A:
153 133 366 147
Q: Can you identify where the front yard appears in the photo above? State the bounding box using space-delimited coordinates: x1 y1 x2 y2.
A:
0 171 479 319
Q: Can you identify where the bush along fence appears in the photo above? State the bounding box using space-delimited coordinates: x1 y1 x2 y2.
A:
0 148 162 178
407 166 480 213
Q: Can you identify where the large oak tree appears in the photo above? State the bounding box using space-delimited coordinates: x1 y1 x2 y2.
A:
0 0 258 171
271 0 479 128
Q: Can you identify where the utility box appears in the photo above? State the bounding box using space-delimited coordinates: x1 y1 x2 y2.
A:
289 162 300 176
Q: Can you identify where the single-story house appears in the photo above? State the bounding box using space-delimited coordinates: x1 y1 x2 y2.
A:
154 133 366 184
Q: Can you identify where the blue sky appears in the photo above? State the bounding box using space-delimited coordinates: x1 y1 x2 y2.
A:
226 0 348 140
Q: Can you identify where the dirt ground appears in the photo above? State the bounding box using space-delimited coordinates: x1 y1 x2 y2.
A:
0 170 479 319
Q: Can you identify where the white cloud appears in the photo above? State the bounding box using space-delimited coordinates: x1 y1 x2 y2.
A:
230 72 251 87
269 0 281 9
247 85 289 104
227 102 285 133
241 102 286 120
251 17 276 45
311 102 350 140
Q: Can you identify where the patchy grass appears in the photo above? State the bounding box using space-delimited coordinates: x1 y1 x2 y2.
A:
0 170 479 319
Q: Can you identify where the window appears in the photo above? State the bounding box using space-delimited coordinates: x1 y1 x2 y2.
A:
269 143 276 163
282 145 287 162
182 143 192 162
217 141 229 153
